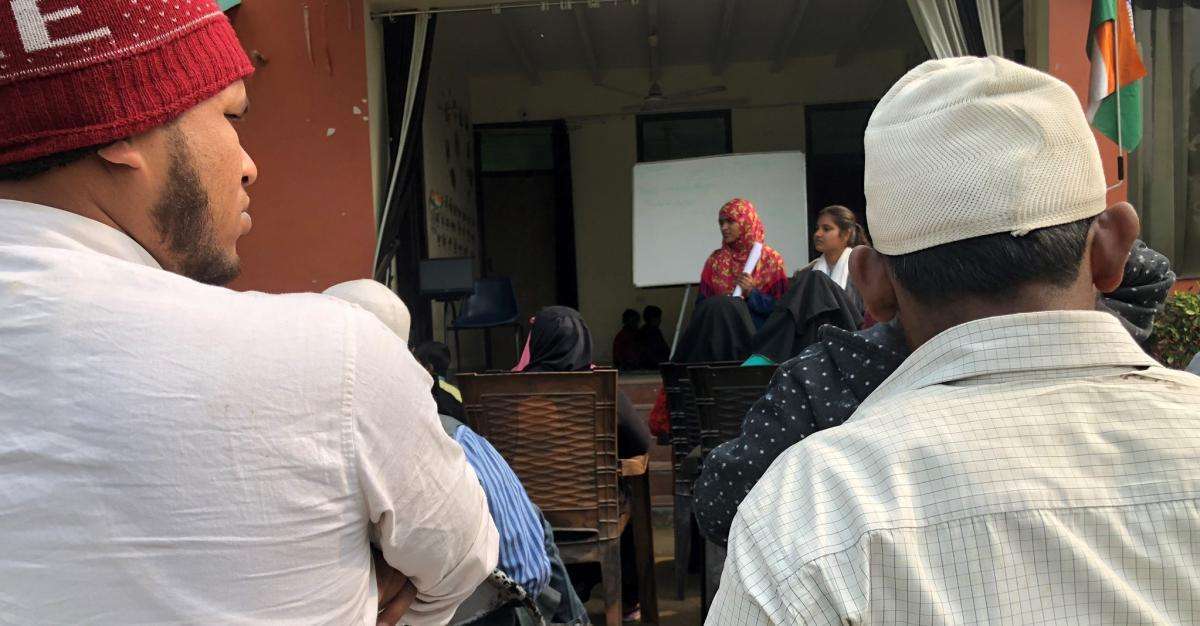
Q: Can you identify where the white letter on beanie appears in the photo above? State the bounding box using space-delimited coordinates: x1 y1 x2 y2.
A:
10 0 112 53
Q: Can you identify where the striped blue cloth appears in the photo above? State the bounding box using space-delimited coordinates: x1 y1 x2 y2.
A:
453 425 552 597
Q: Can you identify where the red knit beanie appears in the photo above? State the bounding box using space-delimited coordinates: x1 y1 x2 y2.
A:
0 0 253 166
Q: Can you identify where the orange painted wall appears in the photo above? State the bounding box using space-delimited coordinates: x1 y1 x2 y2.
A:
1046 0 1128 206
225 2 376 294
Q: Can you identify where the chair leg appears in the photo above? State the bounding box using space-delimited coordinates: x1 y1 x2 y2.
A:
629 470 659 624
702 540 726 619
672 493 692 600
453 328 462 373
483 327 494 371
600 539 623 626
698 532 708 620
442 301 451 346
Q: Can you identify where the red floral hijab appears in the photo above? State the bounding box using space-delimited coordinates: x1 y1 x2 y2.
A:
699 198 788 299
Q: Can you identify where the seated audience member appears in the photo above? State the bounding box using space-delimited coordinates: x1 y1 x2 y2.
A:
709 57 1200 623
0 4 496 624
414 341 466 419
744 268 863 366
519 306 651 459
811 205 869 301
648 296 757 437
744 207 873 366
441 412 591 626
699 198 788 329
518 306 651 620
1095 239 1177 347
696 239 1177 544
326 285 589 625
636 305 671 369
324 278 413 341
612 308 642 371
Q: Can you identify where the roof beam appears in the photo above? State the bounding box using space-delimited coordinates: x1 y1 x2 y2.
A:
646 0 661 84
711 0 737 76
500 12 540 86
769 0 810 73
572 5 603 84
833 0 886 68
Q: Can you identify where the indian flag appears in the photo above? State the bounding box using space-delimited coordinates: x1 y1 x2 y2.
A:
1086 0 1147 151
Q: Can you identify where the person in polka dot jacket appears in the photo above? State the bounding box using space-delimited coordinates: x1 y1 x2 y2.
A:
693 240 1176 545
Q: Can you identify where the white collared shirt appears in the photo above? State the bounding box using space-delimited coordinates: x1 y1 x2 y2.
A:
812 247 851 290
710 310 1200 624
0 200 498 624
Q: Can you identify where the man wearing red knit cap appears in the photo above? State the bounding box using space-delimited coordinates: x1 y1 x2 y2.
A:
0 2 498 624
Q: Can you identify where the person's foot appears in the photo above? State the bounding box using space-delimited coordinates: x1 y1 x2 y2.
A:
622 605 641 622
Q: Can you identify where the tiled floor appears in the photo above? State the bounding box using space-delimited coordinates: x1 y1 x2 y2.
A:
583 525 704 626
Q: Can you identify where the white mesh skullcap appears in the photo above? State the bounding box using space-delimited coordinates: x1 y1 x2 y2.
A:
864 56 1107 255
323 279 411 343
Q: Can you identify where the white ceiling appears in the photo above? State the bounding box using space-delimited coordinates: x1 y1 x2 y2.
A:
429 0 926 80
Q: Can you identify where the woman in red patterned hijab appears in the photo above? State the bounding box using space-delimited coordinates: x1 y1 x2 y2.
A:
699 198 788 326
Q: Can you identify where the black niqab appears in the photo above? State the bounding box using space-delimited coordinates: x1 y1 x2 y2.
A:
525 306 593 372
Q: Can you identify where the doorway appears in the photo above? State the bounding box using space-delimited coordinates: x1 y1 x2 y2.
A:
475 121 579 365
804 101 877 260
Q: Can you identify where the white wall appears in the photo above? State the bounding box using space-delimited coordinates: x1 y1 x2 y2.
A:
467 51 910 361
423 39 487 368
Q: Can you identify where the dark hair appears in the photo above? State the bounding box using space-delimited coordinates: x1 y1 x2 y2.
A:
622 309 641 326
413 341 453 378
0 144 102 182
886 217 1095 304
818 205 870 248
642 305 662 322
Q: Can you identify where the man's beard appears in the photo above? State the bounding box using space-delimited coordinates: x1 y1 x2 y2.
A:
151 129 241 286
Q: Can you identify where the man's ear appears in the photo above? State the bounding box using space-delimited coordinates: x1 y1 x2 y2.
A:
849 245 899 322
95 138 148 171
1088 202 1140 293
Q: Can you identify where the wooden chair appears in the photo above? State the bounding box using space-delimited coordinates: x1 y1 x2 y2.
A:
689 363 778 617
658 362 698 601
693 365 779 459
659 361 740 601
458 370 659 626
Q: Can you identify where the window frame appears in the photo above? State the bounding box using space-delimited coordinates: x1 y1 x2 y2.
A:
635 109 733 163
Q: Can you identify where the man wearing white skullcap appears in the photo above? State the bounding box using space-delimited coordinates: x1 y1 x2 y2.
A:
710 57 1200 625
324 279 414 343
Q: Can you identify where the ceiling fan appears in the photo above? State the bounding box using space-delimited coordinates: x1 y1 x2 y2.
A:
598 81 745 113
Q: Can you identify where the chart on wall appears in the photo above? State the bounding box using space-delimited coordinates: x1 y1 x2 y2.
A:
429 190 477 258
633 151 808 288
426 85 478 260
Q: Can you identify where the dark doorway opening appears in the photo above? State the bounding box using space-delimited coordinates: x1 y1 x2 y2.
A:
474 121 578 364
804 101 877 261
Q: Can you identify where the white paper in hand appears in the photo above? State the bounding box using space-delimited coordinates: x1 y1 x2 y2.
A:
731 242 763 298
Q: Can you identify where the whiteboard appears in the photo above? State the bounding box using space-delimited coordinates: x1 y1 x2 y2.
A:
633 151 808 288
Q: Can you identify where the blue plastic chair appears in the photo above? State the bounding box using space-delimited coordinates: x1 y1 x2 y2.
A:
450 277 522 371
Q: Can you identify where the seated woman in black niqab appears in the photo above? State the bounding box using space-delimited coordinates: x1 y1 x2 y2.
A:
518 306 651 459
519 306 652 620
